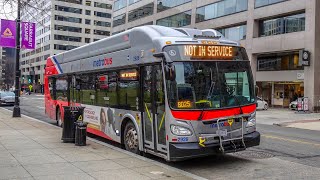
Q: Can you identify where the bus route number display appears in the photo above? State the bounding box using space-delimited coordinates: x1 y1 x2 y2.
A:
177 100 192 109
184 45 234 60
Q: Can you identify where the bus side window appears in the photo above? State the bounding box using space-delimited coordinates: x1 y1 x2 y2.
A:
118 69 139 110
48 77 55 99
56 76 68 102
79 74 96 105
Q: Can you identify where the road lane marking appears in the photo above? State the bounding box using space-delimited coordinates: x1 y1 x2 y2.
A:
262 134 320 147
36 106 45 109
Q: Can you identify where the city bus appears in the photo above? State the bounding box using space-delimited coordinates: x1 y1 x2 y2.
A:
44 25 260 161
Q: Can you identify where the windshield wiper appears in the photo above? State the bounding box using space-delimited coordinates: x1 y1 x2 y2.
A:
197 107 205 121
231 94 243 115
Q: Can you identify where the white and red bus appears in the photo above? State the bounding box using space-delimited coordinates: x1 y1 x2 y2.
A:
44 25 260 161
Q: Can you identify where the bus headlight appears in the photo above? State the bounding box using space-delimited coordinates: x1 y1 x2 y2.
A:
170 125 192 136
246 113 256 128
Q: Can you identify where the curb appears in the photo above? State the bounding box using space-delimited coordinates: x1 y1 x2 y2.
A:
0 107 207 180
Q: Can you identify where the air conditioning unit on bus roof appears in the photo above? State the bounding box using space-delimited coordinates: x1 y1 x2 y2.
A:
174 28 224 39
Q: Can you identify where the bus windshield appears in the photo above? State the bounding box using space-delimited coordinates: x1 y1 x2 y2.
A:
167 61 255 110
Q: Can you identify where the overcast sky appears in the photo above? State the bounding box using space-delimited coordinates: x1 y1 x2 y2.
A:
0 0 17 20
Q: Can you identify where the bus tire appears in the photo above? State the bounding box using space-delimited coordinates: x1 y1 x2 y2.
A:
56 107 63 127
124 121 139 154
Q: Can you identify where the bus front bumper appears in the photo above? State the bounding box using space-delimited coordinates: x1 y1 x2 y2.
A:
169 131 260 161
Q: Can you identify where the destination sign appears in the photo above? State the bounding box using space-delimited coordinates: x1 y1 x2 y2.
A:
119 69 138 80
164 45 248 61
183 45 234 60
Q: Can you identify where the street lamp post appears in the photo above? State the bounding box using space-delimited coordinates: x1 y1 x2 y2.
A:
13 0 21 117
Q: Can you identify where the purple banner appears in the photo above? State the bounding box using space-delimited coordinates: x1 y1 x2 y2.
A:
21 22 36 49
0 19 16 48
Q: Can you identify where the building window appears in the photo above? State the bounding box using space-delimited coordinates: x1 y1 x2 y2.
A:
44 44 50 51
94 11 111 18
85 28 90 34
255 0 287 8
86 0 91 6
129 0 141 5
85 19 91 25
44 16 51 23
56 0 82 5
94 20 111 27
43 54 50 60
55 15 82 23
196 0 248 23
94 2 112 9
54 35 82 42
128 21 153 29
113 14 126 27
85 10 91 15
43 35 50 43
85 38 90 43
55 5 82 14
217 24 247 41
156 10 191 27
94 29 110 36
54 25 82 33
114 0 127 11
128 3 154 22
259 13 305 37
257 52 303 71
157 0 191 12
54 44 78 50
112 30 125 35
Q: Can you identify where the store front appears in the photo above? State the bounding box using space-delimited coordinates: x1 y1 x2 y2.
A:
257 81 304 108
256 51 304 108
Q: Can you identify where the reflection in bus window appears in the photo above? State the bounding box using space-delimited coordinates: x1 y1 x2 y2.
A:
96 73 109 106
48 77 55 99
118 69 139 110
56 77 68 101
167 61 255 109
80 74 96 105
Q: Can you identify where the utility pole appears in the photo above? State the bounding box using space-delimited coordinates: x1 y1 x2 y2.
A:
13 0 21 117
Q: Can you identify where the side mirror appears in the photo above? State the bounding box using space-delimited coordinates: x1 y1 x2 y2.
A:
165 64 176 81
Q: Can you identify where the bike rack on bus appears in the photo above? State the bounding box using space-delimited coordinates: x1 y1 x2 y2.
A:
216 117 246 153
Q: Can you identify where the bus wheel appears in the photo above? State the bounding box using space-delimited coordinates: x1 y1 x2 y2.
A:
124 122 139 154
56 108 62 127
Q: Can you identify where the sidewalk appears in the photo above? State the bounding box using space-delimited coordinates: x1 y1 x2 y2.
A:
0 109 197 180
256 109 320 131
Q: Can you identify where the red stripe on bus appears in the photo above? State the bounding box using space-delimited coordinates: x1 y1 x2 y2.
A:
87 127 114 141
171 104 256 121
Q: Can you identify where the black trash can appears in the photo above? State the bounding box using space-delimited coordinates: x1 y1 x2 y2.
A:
75 121 88 146
61 106 85 143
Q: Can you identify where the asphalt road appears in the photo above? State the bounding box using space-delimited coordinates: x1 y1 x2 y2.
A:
4 94 320 179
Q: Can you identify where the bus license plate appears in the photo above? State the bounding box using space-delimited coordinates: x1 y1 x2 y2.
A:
216 129 228 137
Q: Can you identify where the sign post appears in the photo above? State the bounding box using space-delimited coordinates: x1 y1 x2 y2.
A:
12 0 21 117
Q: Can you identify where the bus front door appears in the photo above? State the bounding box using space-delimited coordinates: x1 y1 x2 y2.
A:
142 65 167 154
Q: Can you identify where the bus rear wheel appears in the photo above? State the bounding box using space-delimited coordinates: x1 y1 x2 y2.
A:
56 108 63 127
124 122 139 154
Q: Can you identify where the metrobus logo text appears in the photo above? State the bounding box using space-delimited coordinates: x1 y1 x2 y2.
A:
93 58 113 67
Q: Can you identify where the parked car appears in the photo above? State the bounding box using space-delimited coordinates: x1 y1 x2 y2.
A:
289 100 298 110
0 91 15 106
257 97 268 110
